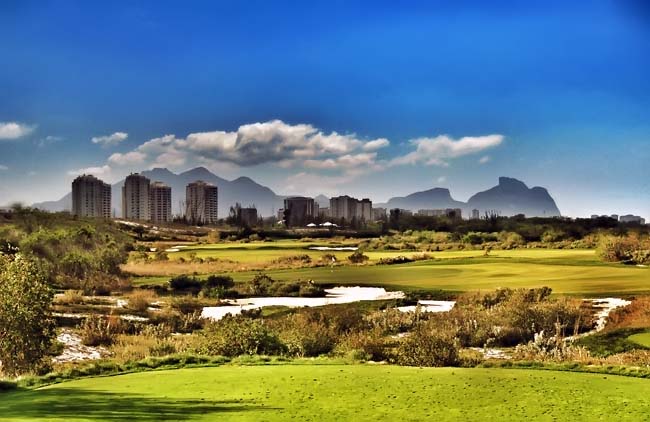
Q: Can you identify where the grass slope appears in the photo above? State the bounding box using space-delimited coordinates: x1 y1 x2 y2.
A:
2 365 649 421
628 331 650 348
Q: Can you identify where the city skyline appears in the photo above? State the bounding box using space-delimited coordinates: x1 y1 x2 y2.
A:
1 1 649 220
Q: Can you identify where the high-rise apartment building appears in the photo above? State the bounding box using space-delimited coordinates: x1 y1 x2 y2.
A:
122 173 151 220
71 174 111 218
283 197 316 227
149 181 172 223
330 195 372 222
185 180 219 224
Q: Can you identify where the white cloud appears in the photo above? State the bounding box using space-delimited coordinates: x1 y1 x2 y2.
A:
67 165 112 178
108 151 146 166
479 155 491 164
91 132 128 147
0 165 8 171
390 134 504 167
436 176 447 184
0 122 35 140
362 138 390 151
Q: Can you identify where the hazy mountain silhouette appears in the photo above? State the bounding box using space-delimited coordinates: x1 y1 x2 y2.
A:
32 172 560 218
376 177 561 217
377 188 465 211
314 195 330 209
467 177 561 217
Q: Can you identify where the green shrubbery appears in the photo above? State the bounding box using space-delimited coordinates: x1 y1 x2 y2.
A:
598 235 650 265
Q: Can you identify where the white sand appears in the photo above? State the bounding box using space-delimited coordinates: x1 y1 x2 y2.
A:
53 329 107 363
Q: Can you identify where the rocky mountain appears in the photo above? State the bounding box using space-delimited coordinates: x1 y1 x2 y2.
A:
377 188 466 212
33 167 284 218
376 177 561 217
467 177 561 217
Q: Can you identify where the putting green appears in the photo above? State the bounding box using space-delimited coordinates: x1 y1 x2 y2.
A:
1 365 649 421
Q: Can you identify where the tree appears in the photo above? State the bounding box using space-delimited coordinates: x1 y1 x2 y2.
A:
0 254 55 377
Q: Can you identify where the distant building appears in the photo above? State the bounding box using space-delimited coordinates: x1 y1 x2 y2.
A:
186 180 219 225
416 208 462 219
149 182 172 223
471 209 480 220
610 214 619 221
329 195 372 222
372 207 387 220
619 214 646 225
319 207 331 218
240 207 258 227
122 173 151 221
72 174 111 218
283 196 316 227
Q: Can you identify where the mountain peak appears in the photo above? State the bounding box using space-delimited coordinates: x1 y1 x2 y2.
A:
498 177 528 191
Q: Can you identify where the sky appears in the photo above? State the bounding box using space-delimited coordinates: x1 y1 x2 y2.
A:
0 0 649 219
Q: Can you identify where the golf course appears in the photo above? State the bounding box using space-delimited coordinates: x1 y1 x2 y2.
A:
2 365 650 421
131 244 650 295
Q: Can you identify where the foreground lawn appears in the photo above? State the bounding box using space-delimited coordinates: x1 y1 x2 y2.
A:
2 365 649 421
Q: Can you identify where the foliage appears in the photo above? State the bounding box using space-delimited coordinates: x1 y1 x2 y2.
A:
396 321 460 366
199 317 284 356
598 235 650 264
347 250 369 264
80 315 125 347
0 254 55 377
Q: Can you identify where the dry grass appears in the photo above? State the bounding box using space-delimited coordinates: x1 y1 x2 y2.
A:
125 289 158 312
109 333 201 364
605 297 650 330
55 290 85 305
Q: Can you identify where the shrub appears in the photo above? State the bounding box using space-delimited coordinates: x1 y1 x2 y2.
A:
169 275 202 292
0 254 55 377
347 250 369 264
199 317 283 357
126 289 157 313
396 323 460 367
204 275 235 289
55 290 85 306
80 314 124 347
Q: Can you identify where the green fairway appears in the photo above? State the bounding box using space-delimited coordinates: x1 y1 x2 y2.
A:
228 259 649 295
2 365 649 421
135 247 650 295
628 331 650 348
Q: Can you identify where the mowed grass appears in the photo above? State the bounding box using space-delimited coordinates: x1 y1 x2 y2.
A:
2 365 649 421
628 331 650 348
133 246 650 295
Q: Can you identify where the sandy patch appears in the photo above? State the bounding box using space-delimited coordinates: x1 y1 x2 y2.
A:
53 329 107 363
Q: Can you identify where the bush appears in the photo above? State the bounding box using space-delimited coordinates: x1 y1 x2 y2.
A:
396 323 460 366
0 255 55 377
204 275 235 289
598 235 649 264
169 275 202 292
55 290 85 305
126 289 157 313
347 250 369 264
80 315 124 347
199 317 283 357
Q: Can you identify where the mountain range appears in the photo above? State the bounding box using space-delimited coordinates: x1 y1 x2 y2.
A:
32 169 561 218
376 177 561 217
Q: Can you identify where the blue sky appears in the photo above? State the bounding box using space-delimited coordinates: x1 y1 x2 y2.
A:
0 0 648 218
